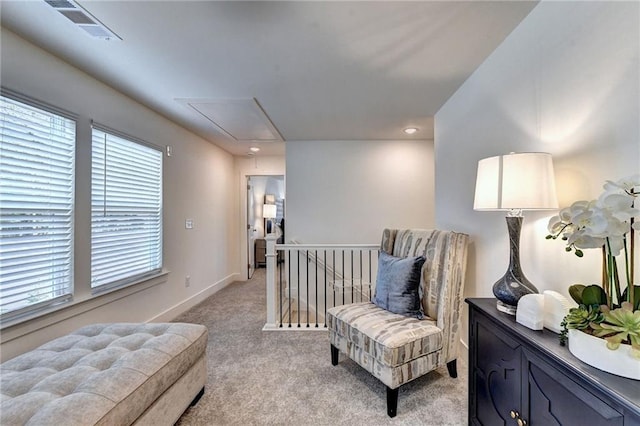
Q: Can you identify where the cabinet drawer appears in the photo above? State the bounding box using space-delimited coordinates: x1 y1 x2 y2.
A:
523 349 623 426
471 308 522 425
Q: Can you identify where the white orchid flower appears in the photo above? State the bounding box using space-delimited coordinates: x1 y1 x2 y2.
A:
559 205 576 222
547 203 586 235
604 174 640 194
572 207 609 236
568 200 590 213
561 224 578 240
597 192 638 222
549 175 638 257
547 215 563 234
567 229 605 249
605 216 630 237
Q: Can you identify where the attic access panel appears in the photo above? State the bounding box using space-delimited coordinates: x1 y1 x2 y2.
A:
180 98 283 142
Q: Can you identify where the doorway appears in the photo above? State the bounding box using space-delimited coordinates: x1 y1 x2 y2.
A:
246 175 285 279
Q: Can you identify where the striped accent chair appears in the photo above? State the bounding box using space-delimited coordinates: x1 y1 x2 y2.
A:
326 229 469 417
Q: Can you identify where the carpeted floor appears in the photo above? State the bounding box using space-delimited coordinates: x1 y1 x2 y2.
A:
174 268 468 425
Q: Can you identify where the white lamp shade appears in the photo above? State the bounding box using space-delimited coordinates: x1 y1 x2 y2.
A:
262 204 277 218
473 152 558 210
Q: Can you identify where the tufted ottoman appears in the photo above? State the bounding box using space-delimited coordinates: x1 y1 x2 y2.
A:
0 322 208 426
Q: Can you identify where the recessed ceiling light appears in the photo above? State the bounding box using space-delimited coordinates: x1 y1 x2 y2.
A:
404 127 419 135
250 147 260 152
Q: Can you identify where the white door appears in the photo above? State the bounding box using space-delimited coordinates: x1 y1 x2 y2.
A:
247 177 256 279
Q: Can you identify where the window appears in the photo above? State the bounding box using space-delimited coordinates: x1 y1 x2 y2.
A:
91 127 162 290
0 94 76 319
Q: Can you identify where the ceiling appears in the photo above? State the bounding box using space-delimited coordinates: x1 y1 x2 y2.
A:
0 1 537 156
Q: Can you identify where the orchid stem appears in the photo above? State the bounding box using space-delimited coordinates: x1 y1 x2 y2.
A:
630 194 635 305
602 246 610 305
622 235 633 306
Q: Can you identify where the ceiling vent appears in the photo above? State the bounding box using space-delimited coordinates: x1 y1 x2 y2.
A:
44 0 121 41
178 98 284 142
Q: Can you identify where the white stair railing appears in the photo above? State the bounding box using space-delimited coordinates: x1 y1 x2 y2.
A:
263 239 379 331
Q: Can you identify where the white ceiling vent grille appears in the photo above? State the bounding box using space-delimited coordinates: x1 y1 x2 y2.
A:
44 0 121 40
45 0 76 8
178 98 284 142
59 10 95 24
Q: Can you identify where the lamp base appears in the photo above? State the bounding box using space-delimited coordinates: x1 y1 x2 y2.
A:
492 215 539 316
496 300 517 316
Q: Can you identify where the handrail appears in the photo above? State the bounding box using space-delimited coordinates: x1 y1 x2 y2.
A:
279 242 378 250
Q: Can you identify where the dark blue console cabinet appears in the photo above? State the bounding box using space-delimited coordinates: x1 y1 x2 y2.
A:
467 298 640 426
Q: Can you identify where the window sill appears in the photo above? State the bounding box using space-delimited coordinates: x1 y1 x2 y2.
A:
0 269 170 342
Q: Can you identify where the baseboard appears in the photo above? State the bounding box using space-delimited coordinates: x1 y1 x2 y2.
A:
150 272 240 322
458 338 469 366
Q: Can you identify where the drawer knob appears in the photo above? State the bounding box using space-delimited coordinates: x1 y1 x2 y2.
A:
510 410 518 419
517 419 527 426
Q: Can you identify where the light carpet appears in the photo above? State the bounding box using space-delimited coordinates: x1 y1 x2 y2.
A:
174 268 468 425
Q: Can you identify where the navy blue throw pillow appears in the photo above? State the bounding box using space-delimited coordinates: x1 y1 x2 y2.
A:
373 251 426 319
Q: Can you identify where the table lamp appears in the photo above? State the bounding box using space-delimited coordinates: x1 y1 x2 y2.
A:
473 152 558 315
263 204 277 234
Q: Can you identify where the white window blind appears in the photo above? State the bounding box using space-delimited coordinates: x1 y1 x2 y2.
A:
91 127 162 290
0 94 75 319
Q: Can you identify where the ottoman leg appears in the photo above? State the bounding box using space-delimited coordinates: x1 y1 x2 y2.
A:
330 344 339 366
386 386 399 418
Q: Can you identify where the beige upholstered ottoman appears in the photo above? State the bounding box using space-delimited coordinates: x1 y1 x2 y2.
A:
0 323 208 425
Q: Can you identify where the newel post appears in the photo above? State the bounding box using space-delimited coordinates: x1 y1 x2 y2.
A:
263 234 278 330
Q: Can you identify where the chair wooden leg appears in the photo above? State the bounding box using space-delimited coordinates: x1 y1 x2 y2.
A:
386 386 399 417
330 344 339 366
446 359 457 378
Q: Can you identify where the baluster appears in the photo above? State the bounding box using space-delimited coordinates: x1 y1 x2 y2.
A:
350 250 354 303
332 250 336 308
342 250 345 306
288 250 292 327
359 249 363 302
306 250 309 327
279 248 284 328
369 249 372 300
297 250 300 327
314 250 318 327
324 250 327 327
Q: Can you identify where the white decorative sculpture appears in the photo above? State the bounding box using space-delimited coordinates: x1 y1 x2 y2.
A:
516 294 545 330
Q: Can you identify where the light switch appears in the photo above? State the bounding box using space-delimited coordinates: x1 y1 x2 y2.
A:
185 219 193 229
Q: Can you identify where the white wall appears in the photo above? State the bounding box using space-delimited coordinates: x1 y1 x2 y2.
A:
435 2 639 344
0 29 239 360
286 140 434 244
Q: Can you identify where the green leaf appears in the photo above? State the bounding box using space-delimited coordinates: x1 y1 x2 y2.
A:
575 249 584 257
568 284 586 305
582 285 607 306
621 285 640 310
